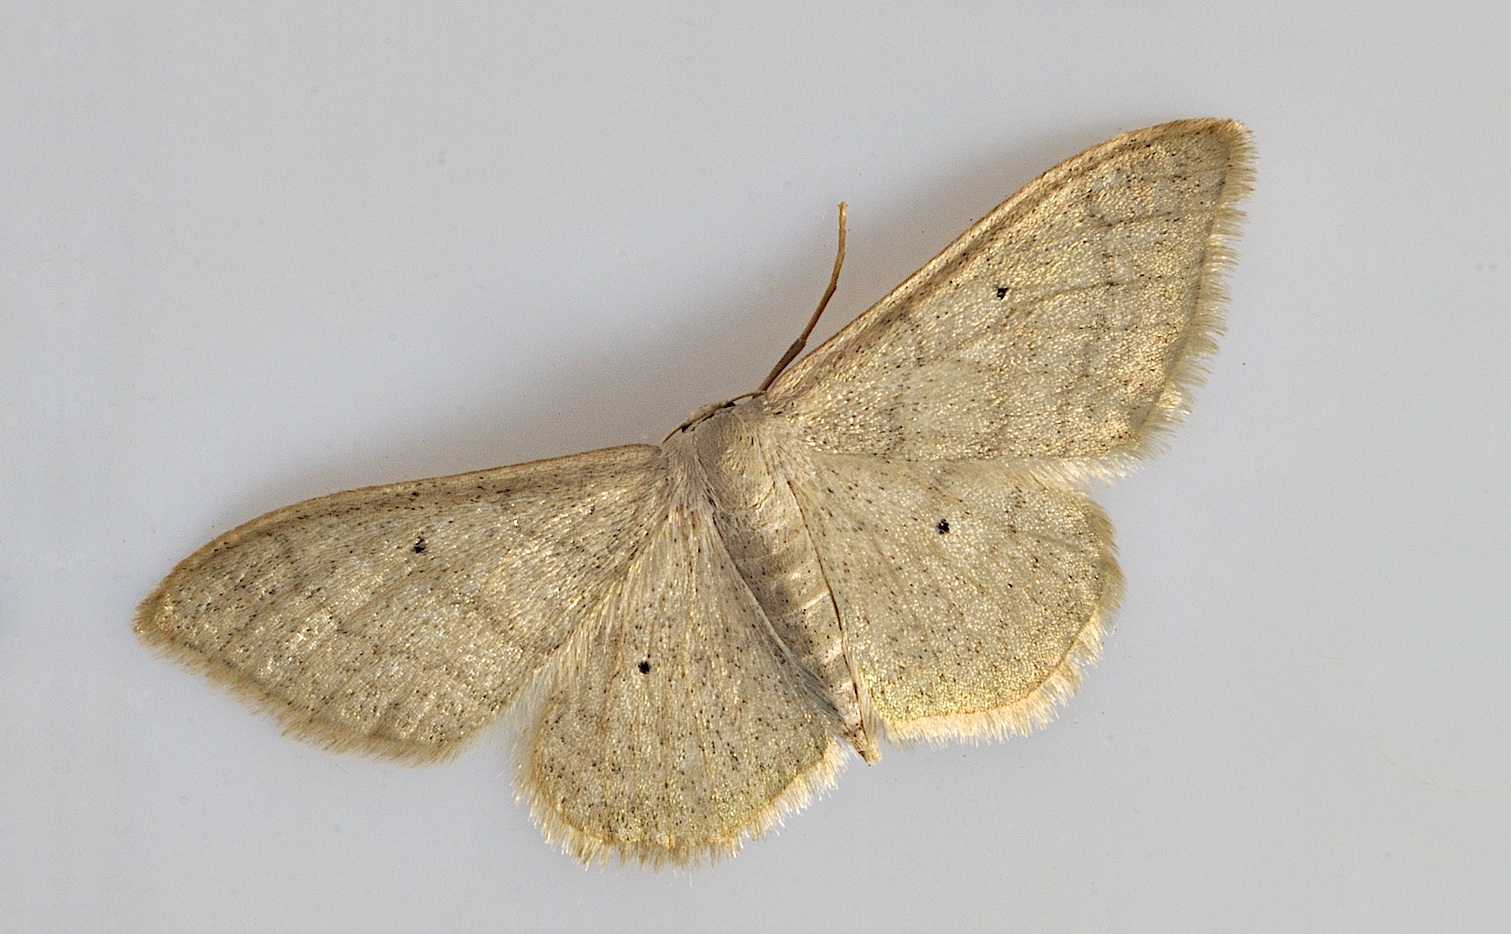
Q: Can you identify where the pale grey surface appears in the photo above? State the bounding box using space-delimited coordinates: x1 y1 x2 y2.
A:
4 2 1509 931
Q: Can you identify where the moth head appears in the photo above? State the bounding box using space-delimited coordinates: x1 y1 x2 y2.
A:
667 394 756 439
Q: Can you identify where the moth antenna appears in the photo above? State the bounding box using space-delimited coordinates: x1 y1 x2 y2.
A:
758 202 847 392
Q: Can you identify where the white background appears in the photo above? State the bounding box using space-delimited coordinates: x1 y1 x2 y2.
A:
5 3 1509 931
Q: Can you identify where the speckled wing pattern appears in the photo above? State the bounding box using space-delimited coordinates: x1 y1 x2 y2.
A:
137 445 669 759
782 453 1120 743
137 118 1251 867
765 118 1251 474
761 118 1252 744
522 458 842 867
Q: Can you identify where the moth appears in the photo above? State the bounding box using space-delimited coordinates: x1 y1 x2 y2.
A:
138 119 1252 866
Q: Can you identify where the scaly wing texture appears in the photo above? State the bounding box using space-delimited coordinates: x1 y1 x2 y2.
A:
521 472 844 866
765 118 1253 478
787 450 1122 742
137 120 1251 866
136 445 668 761
691 408 878 760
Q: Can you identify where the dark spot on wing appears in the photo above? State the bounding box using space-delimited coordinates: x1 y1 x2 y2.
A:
412 537 427 553
638 660 651 674
936 519 950 534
